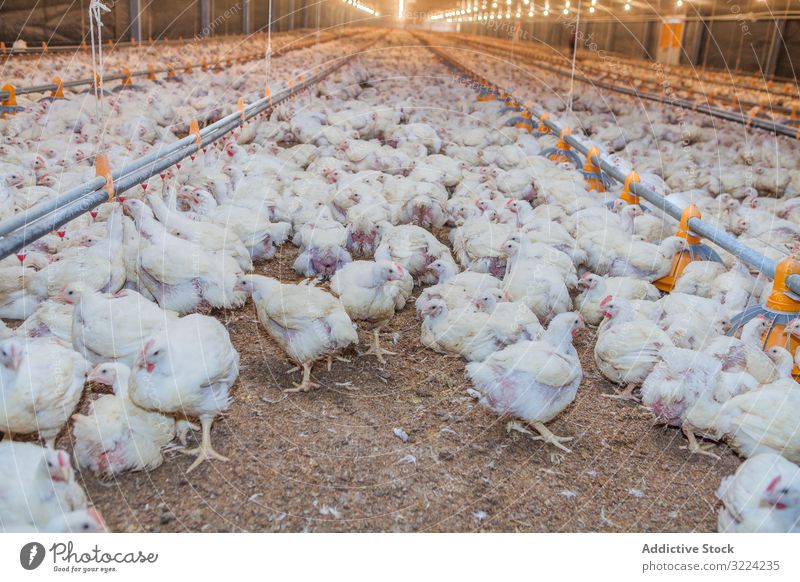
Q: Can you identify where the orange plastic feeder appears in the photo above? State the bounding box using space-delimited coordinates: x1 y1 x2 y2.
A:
654 205 703 293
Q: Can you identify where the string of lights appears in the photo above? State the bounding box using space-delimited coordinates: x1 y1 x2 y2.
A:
340 0 380 17
428 0 688 22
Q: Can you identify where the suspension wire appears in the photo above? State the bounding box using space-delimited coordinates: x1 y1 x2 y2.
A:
567 0 581 113
265 0 273 85
88 0 111 150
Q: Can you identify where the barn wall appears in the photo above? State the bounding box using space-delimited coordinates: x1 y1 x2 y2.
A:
470 15 800 79
0 0 353 46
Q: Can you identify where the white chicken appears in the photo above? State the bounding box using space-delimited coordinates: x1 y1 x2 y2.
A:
0 337 89 445
375 222 454 284
330 260 412 363
73 362 176 477
594 297 674 400
466 312 585 452
717 453 800 532
0 441 100 532
59 283 177 366
129 314 240 472
237 275 358 392
420 299 506 362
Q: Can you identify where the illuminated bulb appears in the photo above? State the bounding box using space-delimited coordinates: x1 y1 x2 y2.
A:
506 0 511 4
676 0 683 5
543 9 549 14
624 1 630 9
563 7 568 13
505 11 511 17
516 11 521 16
565 0 569 6
589 5 595 11
491 1 497 6
528 9 533 15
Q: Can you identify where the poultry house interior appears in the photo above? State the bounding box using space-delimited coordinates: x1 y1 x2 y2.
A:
1 0 800 536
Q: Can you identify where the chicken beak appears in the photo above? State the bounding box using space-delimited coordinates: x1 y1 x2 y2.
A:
10 346 22 371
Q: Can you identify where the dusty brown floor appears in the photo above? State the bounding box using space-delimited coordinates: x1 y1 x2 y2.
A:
58 242 739 533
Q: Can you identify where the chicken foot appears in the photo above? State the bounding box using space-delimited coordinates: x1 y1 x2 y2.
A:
360 328 396 364
284 361 320 393
602 382 639 402
326 355 351 371
506 420 573 453
680 423 721 460
180 415 229 473
176 419 201 446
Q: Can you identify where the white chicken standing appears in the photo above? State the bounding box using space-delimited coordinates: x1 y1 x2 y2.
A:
330 260 412 363
466 312 585 452
129 314 240 472
237 275 358 392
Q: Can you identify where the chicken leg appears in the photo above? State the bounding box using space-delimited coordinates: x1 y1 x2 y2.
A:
360 328 396 364
602 383 639 402
176 419 200 446
284 361 320 393
680 423 721 460
181 415 229 473
507 420 573 453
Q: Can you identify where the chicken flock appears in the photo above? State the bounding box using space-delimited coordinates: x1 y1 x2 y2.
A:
0 31 799 533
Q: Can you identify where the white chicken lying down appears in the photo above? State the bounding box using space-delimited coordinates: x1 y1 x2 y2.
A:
25 204 126 302
375 223 454 284
58 283 178 366
641 347 758 459
123 199 246 314
594 296 674 401
148 193 254 271
420 299 507 362
73 363 176 477
0 337 89 445
330 260 412 363
178 187 292 260
466 312 585 452
717 453 800 533
238 275 358 392
711 354 800 464
0 441 105 533
575 273 661 326
129 314 240 472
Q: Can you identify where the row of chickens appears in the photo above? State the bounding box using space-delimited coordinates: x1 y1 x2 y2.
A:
1 29 349 90
456 33 799 116
1 32 798 533
0 33 372 221
430 35 800 259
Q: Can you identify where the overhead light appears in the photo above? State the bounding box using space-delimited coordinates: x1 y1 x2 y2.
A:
563 7 568 13
624 1 630 9
589 5 595 11
676 0 683 5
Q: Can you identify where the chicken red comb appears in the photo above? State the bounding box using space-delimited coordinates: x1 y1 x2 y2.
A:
766 475 782 494
599 295 614 308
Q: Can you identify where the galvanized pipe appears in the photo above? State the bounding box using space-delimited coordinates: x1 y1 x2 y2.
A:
0 38 375 259
0 30 360 101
